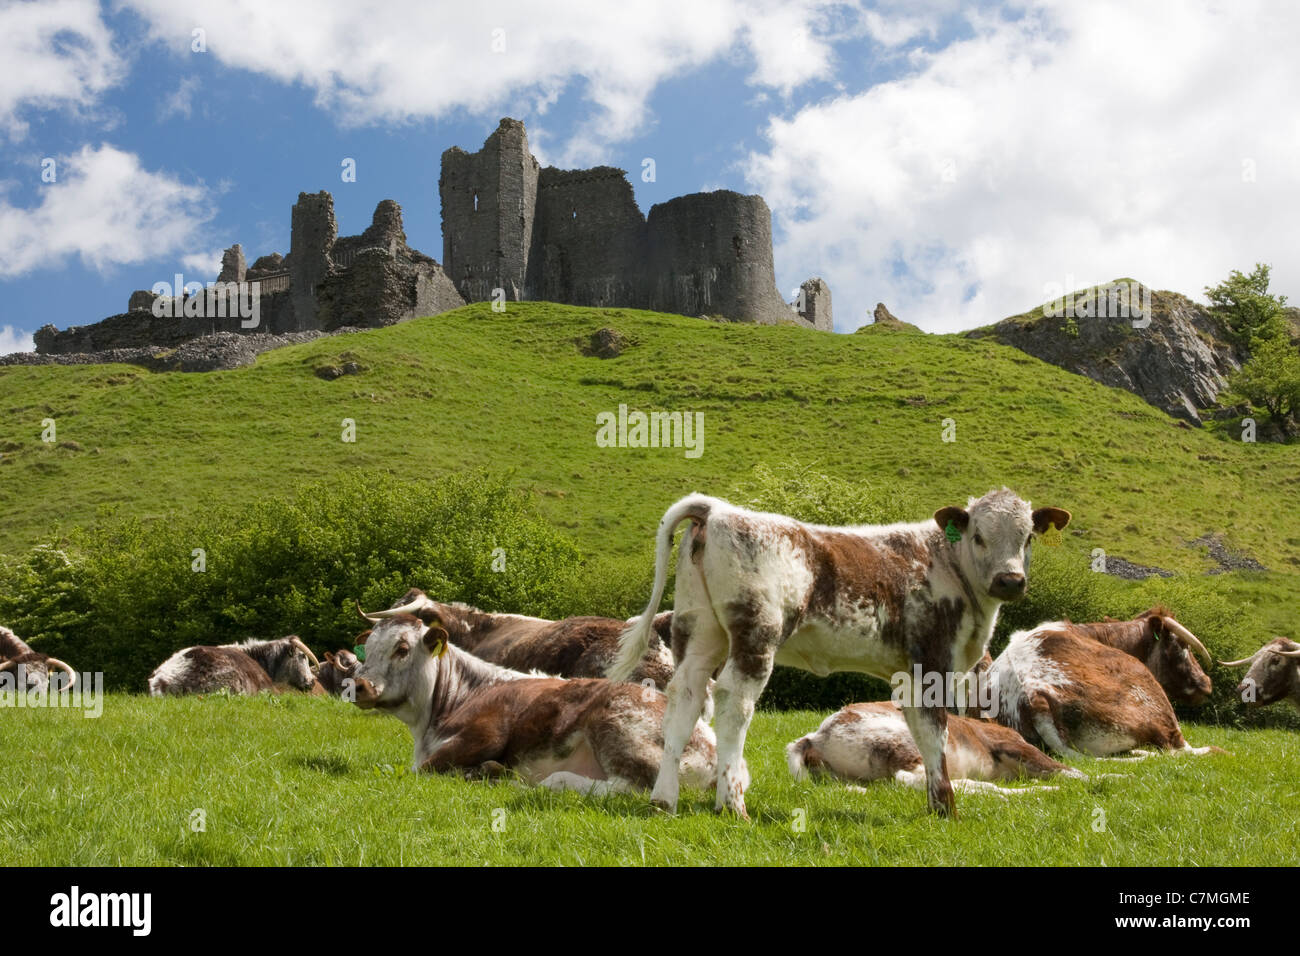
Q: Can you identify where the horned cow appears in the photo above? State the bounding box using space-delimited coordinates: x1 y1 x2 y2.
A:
0 625 76 692
787 700 1084 797
1221 638 1300 712
1068 608 1213 705
981 621 1221 759
610 487 1071 818
148 636 320 696
379 588 676 689
351 605 716 795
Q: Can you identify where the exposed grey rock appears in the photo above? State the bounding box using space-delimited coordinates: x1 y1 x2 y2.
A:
581 328 630 358
968 282 1243 423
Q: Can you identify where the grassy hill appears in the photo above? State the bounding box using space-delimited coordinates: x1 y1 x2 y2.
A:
4 302 1297 572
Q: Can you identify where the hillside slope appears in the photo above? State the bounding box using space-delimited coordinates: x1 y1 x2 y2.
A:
0 303 1295 581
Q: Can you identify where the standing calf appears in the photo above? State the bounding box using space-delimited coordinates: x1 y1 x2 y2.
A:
787 700 1083 796
1220 638 1300 712
610 487 1070 818
352 605 716 795
0 625 76 692
148 636 320 696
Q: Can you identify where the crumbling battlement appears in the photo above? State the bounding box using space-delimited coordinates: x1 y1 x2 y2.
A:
442 117 829 328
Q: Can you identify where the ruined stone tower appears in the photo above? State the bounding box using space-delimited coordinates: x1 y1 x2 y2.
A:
440 117 822 328
289 191 337 331
440 118 540 303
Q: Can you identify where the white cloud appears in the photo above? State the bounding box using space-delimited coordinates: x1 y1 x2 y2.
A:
0 325 35 356
181 248 223 277
122 0 857 165
0 143 215 279
747 0 1300 332
158 75 201 121
0 0 126 139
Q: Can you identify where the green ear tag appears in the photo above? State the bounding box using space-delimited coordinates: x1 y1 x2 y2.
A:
945 520 962 543
353 644 366 662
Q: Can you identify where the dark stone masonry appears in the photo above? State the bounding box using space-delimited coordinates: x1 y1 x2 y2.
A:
21 118 830 369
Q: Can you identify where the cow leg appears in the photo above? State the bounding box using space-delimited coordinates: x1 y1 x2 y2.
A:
1025 691 1091 760
651 609 727 813
540 771 636 797
712 650 774 820
902 704 955 816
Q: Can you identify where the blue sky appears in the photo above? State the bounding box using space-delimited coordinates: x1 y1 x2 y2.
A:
1 0 1296 352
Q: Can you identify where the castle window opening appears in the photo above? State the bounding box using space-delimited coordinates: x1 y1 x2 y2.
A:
473 192 479 212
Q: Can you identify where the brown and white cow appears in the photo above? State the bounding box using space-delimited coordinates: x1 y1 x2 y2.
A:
609 487 1071 818
787 700 1084 797
377 588 676 690
351 605 716 795
980 622 1221 759
148 636 320 696
314 649 361 696
1066 608 1213 705
1220 638 1300 712
0 625 76 692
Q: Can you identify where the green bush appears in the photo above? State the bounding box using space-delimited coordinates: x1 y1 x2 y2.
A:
0 471 589 691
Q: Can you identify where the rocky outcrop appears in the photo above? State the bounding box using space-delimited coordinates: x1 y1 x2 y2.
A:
967 281 1243 423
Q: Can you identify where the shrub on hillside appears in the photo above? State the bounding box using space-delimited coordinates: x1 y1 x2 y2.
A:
0 472 586 691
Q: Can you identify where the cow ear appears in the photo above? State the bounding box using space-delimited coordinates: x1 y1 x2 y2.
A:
1032 507 1071 534
324 651 337 665
416 606 442 627
354 629 371 646
934 507 969 534
423 626 450 657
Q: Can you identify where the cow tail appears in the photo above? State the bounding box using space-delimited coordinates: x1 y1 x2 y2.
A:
785 737 820 780
607 495 713 682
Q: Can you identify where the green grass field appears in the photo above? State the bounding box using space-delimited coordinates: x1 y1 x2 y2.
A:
2 693 1295 867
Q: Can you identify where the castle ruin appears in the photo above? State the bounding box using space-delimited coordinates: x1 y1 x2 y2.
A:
31 118 830 358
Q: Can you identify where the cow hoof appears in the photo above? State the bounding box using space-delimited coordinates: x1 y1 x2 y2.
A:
650 798 676 815
715 803 750 822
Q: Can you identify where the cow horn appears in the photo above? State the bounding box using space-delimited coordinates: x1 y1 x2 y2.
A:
47 658 77 691
1218 654 1256 667
358 596 428 620
292 638 321 671
1163 619 1212 667
1279 646 1300 659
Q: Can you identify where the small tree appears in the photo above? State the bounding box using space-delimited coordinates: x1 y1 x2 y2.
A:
1204 263 1288 346
1225 330 1300 438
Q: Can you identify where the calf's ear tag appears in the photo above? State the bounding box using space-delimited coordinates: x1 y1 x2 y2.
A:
944 520 962 543
353 645 367 662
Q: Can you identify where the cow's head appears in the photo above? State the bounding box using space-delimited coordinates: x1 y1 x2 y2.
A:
351 606 448 715
934 488 1070 603
1134 608 1213 705
0 651 76 693
1221 638 1300 707
267 636 319 691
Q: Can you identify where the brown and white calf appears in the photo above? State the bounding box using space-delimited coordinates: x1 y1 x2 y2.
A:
148 636 320 696
1066 608 1213 705
787 700 1083 796
1221 638 1300 712
980 622 1220 758
375 588 676 690
609 487 1071 818
351 605 716 795
0 625 77 692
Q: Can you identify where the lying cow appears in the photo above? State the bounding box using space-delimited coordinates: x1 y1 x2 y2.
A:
980 622 1220 758
1221 638 1300 712
0 625 76 692
314 649 360 696
377 588 675 690
351 604 716 795
1066 607 1213 705
610 487 1071 818
148 635 320 696
787 700 1083 797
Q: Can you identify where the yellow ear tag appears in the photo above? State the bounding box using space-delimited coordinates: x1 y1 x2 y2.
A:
433 638 449 658
1041 525 1062 548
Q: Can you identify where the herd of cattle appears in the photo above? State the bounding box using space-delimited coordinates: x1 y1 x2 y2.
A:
4 487 1298 819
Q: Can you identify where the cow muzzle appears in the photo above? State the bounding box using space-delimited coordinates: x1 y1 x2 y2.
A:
989 572 1026 601
351 677 382 710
